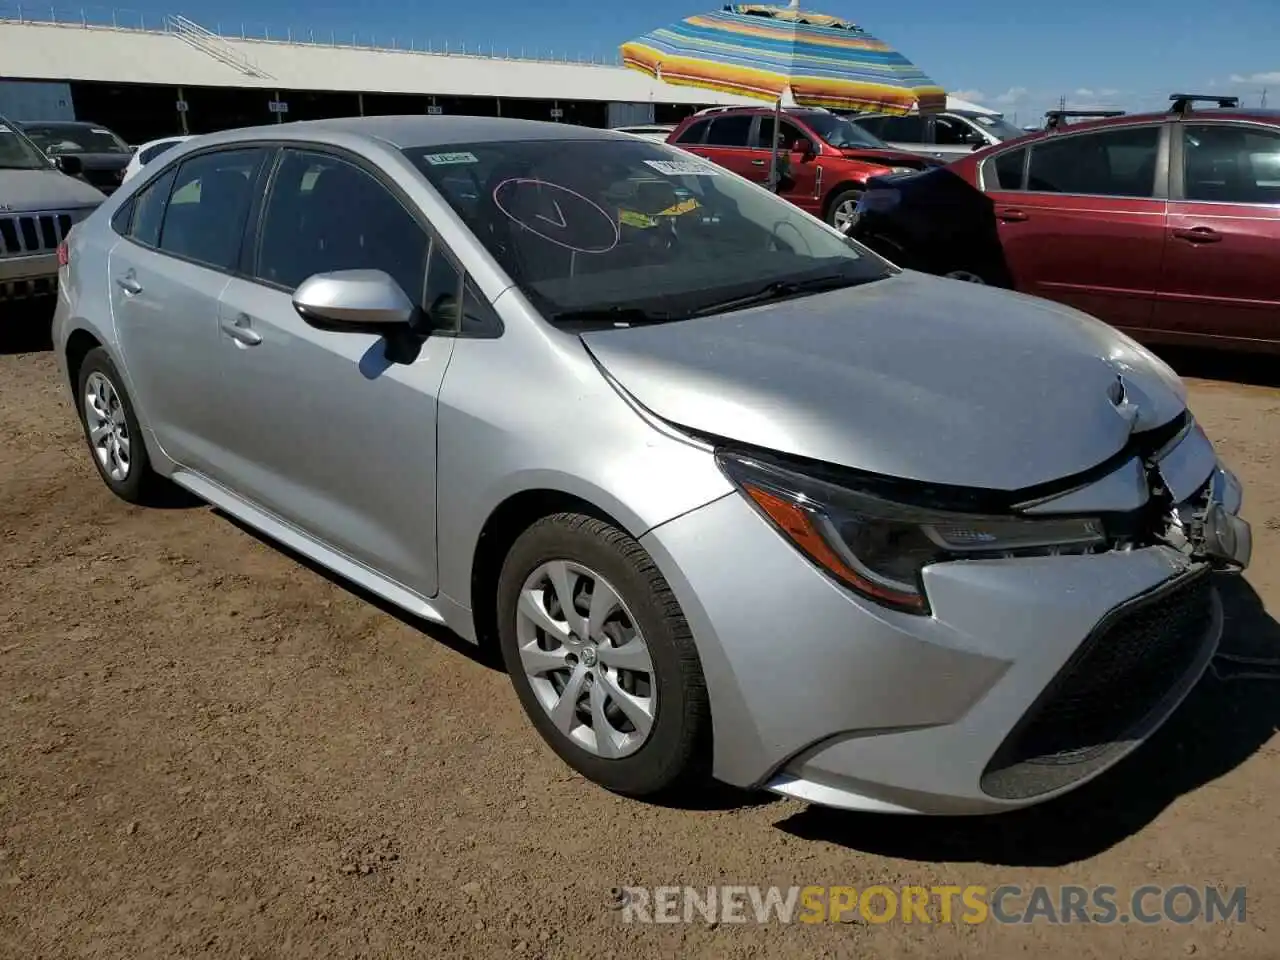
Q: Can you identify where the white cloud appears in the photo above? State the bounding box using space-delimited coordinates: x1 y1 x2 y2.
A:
993 86 1030 105
1230 71 1280 84
950 88 987 103
1074 87 1095 98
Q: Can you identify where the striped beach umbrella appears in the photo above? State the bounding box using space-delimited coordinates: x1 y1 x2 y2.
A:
620 1 945 116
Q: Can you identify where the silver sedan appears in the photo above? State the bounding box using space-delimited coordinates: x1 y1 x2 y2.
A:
52 116 1251 815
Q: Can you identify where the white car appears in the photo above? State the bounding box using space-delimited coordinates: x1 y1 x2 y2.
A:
122 135 192 183
609 124 677 143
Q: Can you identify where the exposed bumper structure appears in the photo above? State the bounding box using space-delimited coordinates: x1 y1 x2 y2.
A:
641 422 1248 815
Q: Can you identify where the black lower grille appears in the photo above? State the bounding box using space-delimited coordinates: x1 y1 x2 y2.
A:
0 213 73 255
981 569 1216 800
0 276 58 300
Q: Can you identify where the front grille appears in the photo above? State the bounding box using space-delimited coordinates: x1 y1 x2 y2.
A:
981 569 1216 800
0 212 74 256
0 276 58 300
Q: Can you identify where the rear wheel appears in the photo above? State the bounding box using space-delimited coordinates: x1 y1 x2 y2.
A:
75 347 166 504
944 269 989 284
825 186 864 233
496 513 712 799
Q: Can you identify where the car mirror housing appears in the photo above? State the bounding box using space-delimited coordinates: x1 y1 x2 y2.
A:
292 270 420 331
54 154 83 176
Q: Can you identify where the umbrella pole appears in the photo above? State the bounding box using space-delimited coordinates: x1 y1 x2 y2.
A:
767 95 782 191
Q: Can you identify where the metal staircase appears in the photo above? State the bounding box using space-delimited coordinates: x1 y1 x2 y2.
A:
165 14 274 79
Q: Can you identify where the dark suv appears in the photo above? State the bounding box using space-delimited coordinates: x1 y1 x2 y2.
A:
850 94 1280 353
666 106 941 230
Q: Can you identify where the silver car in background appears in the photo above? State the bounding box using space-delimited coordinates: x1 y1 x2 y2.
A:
52 116 1251 815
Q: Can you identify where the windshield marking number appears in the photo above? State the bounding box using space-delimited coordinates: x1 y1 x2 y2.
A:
644 159 719 176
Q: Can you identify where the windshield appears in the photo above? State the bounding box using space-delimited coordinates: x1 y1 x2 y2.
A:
0 120 52 169
970 114 1026 141
21 124 130 154
802 113 889 149
405 137 889 321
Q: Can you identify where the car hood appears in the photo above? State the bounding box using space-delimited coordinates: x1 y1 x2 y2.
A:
0 168 105 210
579 271 1189 492
838 147 940 169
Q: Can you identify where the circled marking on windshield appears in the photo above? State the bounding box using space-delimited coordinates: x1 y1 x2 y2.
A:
492 178 620 254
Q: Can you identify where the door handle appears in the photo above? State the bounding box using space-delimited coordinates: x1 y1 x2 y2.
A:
1172 226 1222 244
750 159 767 166
221 313 262 346
115 274 142 295
998 208 1029 223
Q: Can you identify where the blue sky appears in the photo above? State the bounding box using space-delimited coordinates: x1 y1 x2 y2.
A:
36 0 1280 120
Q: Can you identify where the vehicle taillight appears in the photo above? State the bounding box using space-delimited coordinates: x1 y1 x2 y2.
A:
57 240 69 267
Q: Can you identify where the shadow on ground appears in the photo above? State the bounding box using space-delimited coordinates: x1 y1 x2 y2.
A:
0 300 55 355
1154 345 1280 390
212 509 778 812
774 575 1280 866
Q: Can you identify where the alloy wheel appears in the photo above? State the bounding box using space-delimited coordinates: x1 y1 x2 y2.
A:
83 371 131 483
833 198 860 232
515 559 657 759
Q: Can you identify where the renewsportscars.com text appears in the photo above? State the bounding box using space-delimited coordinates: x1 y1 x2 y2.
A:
613 884 1247 925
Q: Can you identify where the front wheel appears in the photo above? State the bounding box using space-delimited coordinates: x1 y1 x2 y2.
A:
496 513 712 799
825 186 864 233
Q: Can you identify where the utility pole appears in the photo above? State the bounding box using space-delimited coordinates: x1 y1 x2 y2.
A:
1262 88 1269 108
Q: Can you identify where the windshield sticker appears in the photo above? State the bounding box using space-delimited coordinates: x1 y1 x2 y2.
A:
644 159 718 176
493 178 620 254
619 209 658 229
423 151 478 166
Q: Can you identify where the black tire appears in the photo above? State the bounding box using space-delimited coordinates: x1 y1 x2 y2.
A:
496 512 712 799
74 347 166 505
825 185 864 231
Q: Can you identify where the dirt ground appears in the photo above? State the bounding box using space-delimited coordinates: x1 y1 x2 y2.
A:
2 306 1278 959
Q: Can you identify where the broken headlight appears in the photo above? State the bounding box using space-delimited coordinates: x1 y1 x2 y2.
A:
718 451 1106 615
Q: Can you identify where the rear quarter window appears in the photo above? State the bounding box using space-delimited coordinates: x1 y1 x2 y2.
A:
985 148 1027 190
675 119 710 144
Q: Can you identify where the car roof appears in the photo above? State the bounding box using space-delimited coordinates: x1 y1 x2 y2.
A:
969 105 1280 158
18 119 99 127
198 115 635 151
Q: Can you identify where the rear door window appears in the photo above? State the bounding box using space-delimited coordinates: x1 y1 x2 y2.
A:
1026 126 1161 198
879 115 928 143
703 115 754 147
1181 124 1280 204
674 119 710 144
158 148 268 270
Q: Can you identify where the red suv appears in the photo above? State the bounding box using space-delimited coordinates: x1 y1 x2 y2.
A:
666 106 941 230
850 94 1280 353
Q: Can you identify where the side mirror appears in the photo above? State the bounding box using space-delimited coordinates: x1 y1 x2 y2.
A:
292 270 420 331
54 154 83 176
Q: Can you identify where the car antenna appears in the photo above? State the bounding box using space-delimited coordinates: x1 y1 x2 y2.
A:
1169 93 1241 115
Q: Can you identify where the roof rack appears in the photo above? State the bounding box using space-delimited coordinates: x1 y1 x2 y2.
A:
693 104 830 116
1043 109 1125 130
1169 93 1240 114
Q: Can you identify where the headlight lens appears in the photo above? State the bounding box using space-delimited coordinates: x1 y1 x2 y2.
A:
717 451 1107 615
